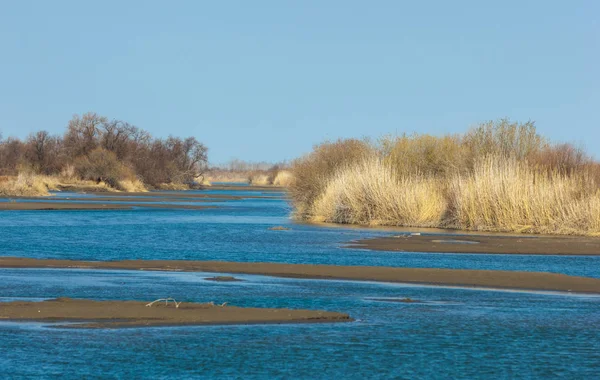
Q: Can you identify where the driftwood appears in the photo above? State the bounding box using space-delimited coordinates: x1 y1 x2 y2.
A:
145 298 182 308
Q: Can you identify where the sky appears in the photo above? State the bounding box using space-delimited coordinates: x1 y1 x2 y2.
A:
0 1 598 164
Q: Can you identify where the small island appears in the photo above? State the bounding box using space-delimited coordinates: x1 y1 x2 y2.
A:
0 298 352 329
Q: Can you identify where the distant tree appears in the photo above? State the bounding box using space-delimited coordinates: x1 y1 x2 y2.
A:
1 112 210 189
74 148 135 189
0 137 26 175
99 120 139 160
64 112 106 158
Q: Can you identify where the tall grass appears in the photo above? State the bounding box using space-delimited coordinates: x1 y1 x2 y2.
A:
448 156 600 235
290 120 600 236
0 173 51 196
0 172 147 197
290 139 373 217
311 158 446 227
272 170 295 187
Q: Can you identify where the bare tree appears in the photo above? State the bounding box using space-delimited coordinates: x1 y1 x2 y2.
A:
100 120 139 159
64 112 106 158
0 137 26 175
24 131 65 174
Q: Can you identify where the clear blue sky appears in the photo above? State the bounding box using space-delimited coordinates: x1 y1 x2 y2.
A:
0 1 598 163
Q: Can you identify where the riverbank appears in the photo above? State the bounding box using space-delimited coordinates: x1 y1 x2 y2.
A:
0 297 350 328
0 202 216 210
0 186 284 211
347 234 600 255
2 257 600 293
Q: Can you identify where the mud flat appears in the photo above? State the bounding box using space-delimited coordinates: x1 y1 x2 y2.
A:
0 202 215 211
0 297 350 328
2 257 600 293
208 185 286 192
88 191 279 199
205 276 243 282
0 202 133 211
347 234 600 255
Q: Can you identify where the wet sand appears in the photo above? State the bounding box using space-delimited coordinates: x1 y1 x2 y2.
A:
348 234 600 255
1 188 284 211
0 202 133 210
0 297 350 328
2 257 600 293
0 202 215 211
208 185 286 192
88 191 279 199
6 196 217 203
205 276 243 282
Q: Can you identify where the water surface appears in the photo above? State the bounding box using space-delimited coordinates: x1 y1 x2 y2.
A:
1 189 599 378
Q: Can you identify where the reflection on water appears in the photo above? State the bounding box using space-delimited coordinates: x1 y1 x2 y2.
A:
1 189 600 378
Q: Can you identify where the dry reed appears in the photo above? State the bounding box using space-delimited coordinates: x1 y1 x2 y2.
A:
290 120 600 236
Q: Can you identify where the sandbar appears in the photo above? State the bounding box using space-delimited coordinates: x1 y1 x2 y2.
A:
0 202 133 210
347 234 600 255
0 202 215 211
0 297 350 328
2 257 600 293
208 185 285 192
88 191 278 199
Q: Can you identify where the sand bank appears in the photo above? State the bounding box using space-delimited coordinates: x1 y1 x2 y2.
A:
348 234 600 255
208 185 285 192
0 202 215 211
88 191 278 199
2 257 599 293
26 196 216 203
0 202 133 210
0 297 350 328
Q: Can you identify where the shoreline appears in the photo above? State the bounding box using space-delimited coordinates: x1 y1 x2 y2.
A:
0 297 350 328
347 234 600 256
0 202 216 211
2 257 600 294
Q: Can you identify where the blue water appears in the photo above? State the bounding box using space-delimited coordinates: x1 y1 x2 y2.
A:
1 190 599 379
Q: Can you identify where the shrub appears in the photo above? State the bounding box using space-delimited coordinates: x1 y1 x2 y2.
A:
73 148 137 190
289 120 600 235
248 172 270 185
463 119 546 162
0 173 50 196
382 133 468 177
290 139 373 217
447 156 600 235
311 158 446 227
272 170 295 187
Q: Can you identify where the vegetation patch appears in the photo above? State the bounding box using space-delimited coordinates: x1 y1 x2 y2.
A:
290 120 600 236
0 112 208 195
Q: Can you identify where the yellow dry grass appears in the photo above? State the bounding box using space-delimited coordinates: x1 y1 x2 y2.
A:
156 183 191 190
448 156 600 235
300 156 600 235
0 173 50 197
310 158 447 227
248 173 270 185
291 120 600 236
205 171 250 183
272 170 295 187
117 179 148 192
0 173 148 196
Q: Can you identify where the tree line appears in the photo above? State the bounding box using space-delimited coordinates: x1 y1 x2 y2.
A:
0 112 208 188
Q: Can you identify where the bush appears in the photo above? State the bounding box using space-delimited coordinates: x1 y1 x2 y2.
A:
289 120 600 235
382 133 468 177
448 156 600 235
463 119 546 161
311 158 446 227
73 148 137 190
290 139 373 217
272 170 295 187
0 173 50 196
